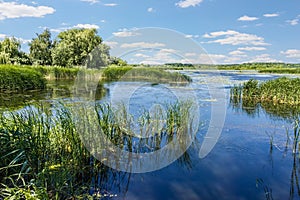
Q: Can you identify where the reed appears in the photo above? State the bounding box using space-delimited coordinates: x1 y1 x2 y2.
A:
102 66 192 83
0 100 195 199
0 65 46 91
231 77 300 106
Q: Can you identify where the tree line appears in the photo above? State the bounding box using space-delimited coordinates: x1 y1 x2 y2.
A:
0 28 126 68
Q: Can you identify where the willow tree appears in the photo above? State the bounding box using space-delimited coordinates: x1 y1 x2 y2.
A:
52 28 109 67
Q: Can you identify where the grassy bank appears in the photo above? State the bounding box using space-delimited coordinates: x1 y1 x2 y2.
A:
102 66 192 82
231 77 300 105
0 65 46 91
218 63 300 74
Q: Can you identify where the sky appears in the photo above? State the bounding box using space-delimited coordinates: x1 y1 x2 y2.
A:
0 0 300 64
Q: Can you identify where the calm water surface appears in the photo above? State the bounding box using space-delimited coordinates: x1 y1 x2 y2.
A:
2 71 299 200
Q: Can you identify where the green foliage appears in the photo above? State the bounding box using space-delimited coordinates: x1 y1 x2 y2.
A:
52 28 103 67
109 57 127 66
102 66 192 82
0 65 46 91
0 37 30 65
218 62 300 73
0 100 193 199
84 43 110 69
102 66 133 80
29 29 52 65
231 77 300 105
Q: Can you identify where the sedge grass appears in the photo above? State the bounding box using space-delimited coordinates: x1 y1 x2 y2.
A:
0 99 196 199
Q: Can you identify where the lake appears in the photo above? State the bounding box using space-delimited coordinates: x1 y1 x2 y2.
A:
1 70 299 200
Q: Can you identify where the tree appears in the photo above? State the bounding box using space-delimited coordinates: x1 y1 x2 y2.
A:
0 37 25 64
52 28 105 67
85 43 110 69
110 57 127 66
29 29 52 65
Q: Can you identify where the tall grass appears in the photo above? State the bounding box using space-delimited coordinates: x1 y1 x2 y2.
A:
0 100 195 199
0 65 46 91
231 77 300 105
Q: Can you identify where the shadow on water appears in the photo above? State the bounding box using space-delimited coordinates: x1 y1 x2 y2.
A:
230 88 300 200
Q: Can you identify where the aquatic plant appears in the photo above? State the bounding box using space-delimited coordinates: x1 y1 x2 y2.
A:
102 66 192 83
0 65 46 91
0 99 196 199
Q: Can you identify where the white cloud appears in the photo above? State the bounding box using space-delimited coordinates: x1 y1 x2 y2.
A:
112 30 140 37
50 23 99 33
103 41 118 48
237 46 266 51
185 34 199 38
197 54 226 64
203 30 239 38
281 49 300 58
204 30 268 46
134 53 150 58
247 54 281 63
0 2 55 20
0 34 30 44
229 50 246 56
121 42 165 49
104 3 118 7
287 19 299 26
263 13 279 18
238 15 259 21
80 0 99 4
175 0 203 8
147 7 155 12
73 23 99 29
184 52 197 57
100 20 106 23
0 33 7 39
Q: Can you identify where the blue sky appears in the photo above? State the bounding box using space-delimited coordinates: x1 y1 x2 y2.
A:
0 0 299 64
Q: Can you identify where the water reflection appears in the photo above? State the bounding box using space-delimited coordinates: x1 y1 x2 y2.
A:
230 89 300 200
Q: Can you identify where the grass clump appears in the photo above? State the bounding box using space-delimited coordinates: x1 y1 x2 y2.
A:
0 65 46 91
231 77 300 105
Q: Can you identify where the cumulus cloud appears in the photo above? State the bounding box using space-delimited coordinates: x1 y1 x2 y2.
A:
73 23 99 29
229 50 246 56
120 42 165 49
0 2 55 20
112 29 140 37
203 30 269 46
247 54 281 63
0 33 7 39
134 53 150 58
238 15 259 21
263 13 279 18
50 23 99 33
175 0 203 8
281 49 300 58
237 46 266 51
